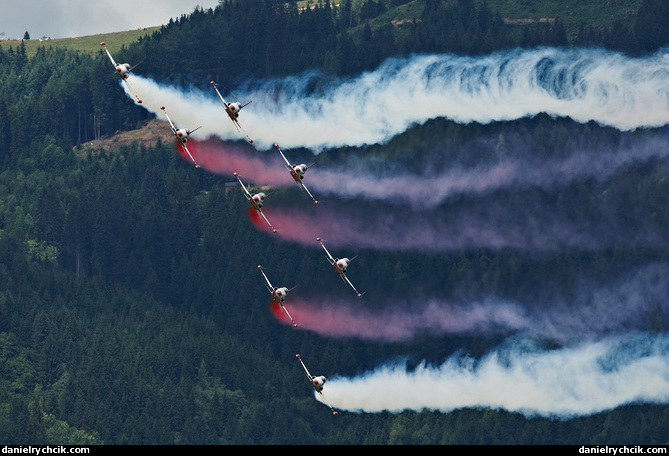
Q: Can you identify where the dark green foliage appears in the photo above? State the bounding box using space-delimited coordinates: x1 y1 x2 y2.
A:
1 0 669 445
0 121 667 444
634 0 669 52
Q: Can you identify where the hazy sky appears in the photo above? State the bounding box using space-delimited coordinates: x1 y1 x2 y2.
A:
1 0 221 40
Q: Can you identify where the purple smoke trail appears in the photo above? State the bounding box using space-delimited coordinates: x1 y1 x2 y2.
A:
283 264 669 343
307 135 669 208
264 194 667 252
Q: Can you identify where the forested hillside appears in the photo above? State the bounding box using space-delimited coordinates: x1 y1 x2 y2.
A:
1 0 669 445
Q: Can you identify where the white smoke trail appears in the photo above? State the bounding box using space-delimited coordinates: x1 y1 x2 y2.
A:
319 333 669 418
122 74 230 140
124 47 669 152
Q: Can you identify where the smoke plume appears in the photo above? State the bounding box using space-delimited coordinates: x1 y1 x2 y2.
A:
124 47 669 152
319 333 669 418
187 133 669 211
284 264 669 344
117 46 669 420
259 194 668 252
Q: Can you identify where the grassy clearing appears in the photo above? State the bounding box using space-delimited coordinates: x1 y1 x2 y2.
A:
0 26 161 58
478 0 641 40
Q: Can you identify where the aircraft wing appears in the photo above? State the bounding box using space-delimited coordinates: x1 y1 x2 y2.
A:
258 208 277 233
210 81 229 107
258 265 274 292
281 303 298 327
101 43 117 67
296 354 313 380
317 238 336 265
317 390 339 415
234 173 253 200
299 181 318 204
342 274 363 298
181 143 199 168
160 107 178 134
275 144 293 169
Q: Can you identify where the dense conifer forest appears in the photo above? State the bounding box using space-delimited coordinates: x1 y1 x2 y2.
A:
1 0 669 445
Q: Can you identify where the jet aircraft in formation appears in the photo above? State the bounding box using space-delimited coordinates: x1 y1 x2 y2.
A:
101 42 143 104
317 238 363 297
102 45 354 414
275 144 318 204
211 80 254 144
258 265 298 328
161 106 201 168
296 354 338 415
233 173 278 233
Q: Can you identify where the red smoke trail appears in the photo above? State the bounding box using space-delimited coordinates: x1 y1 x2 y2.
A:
260 205 342 246
184 142 667 252
272 263 669 343
274 298 434 341
186 137 293 185
173 139 196 164
279 299 403 339
280 298 536 342
269 299 295 325
246 206 278 234
271 297 531 342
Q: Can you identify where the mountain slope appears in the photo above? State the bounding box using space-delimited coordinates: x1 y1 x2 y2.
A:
0 27 161 58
